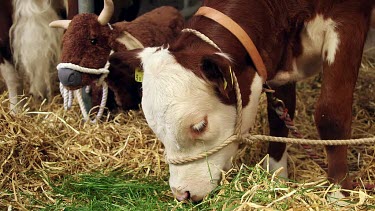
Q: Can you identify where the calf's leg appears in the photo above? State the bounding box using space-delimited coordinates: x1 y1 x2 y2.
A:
315 16 370 191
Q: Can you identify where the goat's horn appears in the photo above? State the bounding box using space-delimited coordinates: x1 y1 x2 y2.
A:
49 20 71 29
98 0 114 25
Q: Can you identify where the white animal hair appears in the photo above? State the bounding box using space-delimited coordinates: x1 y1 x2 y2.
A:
10 0 63 99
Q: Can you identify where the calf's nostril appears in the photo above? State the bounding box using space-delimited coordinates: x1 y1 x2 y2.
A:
185 191 191 200
68 73 76 83
175 190 190 201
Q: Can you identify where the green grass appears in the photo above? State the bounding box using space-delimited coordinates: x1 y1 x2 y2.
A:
42 172 177 211
39 166 286 210
37 164 371 211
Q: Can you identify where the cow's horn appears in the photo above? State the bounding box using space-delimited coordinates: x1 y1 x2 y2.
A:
98 0 114 25
49 20 71 29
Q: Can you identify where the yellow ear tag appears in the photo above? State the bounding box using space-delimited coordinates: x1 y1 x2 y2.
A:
135 67 143 82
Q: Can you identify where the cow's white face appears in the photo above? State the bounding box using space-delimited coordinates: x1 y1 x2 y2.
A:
139 47 263 201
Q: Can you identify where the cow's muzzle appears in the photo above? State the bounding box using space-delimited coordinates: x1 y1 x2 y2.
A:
58 67 83 87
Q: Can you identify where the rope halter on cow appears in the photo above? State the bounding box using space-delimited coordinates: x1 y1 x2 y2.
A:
165 6 375 165
58 62 110 123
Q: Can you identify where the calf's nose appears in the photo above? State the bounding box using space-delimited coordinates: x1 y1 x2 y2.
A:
176 191 191 201
172 188 191 201
58 67 82 87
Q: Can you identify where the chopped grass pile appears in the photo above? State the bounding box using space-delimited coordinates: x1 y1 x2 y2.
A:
36 163 375 210
45 172 171 210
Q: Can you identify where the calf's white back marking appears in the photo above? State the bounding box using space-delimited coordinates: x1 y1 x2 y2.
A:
270 14 340 86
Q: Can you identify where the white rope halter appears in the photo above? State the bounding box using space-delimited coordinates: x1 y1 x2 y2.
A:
181 28 222 51
59 61 110 123
57 63 110 75
59 52 112 123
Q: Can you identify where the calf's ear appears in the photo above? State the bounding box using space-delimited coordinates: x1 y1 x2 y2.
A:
201 54 233 98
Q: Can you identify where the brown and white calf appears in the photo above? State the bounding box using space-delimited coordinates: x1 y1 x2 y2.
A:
110 0 375 202
50 0 184 113
0 0 64 113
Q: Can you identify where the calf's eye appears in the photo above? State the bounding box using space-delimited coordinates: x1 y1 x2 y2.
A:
190 116 208 136
90 38 97 45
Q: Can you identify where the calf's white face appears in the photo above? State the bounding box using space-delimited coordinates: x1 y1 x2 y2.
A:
139 47 263 201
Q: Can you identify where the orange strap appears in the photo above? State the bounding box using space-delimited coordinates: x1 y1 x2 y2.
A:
195 6 268 81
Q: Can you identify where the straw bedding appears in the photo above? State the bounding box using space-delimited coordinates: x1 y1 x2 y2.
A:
0 55 374 210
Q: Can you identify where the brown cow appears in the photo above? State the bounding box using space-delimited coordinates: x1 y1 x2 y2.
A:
50 0 184 117
110 0 375 202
